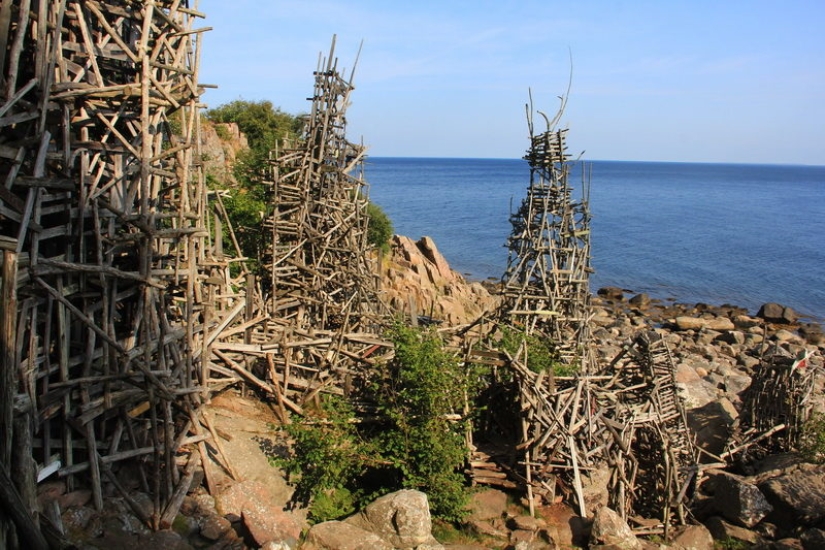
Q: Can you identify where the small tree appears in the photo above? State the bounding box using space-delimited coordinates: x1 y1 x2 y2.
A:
371 324 470 521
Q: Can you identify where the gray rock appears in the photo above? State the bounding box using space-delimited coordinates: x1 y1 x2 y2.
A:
302 521 392 550
715 330 745 346
589 507 641 550
200 514 232 541
629 293 650 308
242 505 302 547
736 353 760 370
465 488 508 521
758 303 798 324
598 286 625 300
773 329 801 343
759 465 825 525
710 472 772 528
676 316 735 332
345 489 437 549
669 523 715 550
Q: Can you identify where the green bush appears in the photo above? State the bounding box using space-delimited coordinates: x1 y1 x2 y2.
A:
371 324 470 522
495 325 577 375
276 323 472 523
366 201 393 253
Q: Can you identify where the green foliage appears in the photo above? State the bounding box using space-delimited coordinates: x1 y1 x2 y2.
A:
495 325 577 375
214 123 232 141
714 537 750 550
431 520 488 546
276 323 472 523
205 100 303 265
371 324 470 521
207 99 301 159
277 396 372 522
799 411 825 463
366 201 393 253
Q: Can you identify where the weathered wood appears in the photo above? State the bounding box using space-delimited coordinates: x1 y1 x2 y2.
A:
0 465 48 550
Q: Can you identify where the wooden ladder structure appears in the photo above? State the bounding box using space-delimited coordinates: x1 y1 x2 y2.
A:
204 38 395 418
500 102 595 373
608 331 697 529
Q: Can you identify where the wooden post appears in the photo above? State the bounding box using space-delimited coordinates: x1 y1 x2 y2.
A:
1 244 19 549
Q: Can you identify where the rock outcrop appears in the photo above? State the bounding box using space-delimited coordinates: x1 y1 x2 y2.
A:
200 119 248 185
381 235 499 326
306 490 442 550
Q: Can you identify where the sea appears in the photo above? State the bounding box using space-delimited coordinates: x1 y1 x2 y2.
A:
363 157 825 324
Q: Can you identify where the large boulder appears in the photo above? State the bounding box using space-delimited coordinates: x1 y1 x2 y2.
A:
345 490 439 549
215 480 303 546
302 521 392 550
757 303 798 324
589 507 641 550
759 465 825 526
382 235 498 325
707 472 772 528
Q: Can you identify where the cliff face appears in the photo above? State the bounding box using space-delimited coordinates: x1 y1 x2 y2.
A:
200 119 248 184
380 235 499 326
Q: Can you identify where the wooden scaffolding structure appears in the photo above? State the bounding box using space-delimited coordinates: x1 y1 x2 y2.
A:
465 99 696 530
725 346 820 462
467 329 697 529
500 103 594 373
0 0 218 541
204 39 394 418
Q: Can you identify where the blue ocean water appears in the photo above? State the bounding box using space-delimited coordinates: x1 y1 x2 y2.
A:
364 157 825 323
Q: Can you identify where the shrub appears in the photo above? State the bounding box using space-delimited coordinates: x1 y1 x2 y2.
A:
366 201 393 253
275 323 472 523
371 324 470 522
495 325 577 375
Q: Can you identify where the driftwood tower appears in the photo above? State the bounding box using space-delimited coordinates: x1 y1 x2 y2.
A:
262 39 382 335
501 102 594 372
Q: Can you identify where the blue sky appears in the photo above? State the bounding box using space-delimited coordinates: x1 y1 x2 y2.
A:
199 1 824 165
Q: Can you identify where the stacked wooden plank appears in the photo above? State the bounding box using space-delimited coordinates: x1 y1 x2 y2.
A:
0 0 222 537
